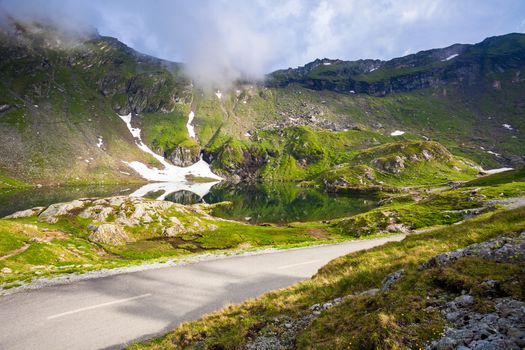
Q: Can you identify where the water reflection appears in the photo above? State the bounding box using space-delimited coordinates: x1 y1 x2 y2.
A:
0 181 377 223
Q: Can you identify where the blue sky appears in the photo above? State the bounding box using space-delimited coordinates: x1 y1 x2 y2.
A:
2 0 524 86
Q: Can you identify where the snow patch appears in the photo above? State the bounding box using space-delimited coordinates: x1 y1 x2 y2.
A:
322 62 332 66
442 54 459 61
96 136 103 148
117 113 222 183
486 150 501 157
186 111 196 138
480 167 513 175
502 123 513 130
390 130 405 136
215 90 222 99
130 181 218 200
369 67 378 72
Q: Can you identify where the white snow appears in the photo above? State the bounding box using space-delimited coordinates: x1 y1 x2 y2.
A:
96 136 103 148
486 150 501 157
390 130 405 136
130 181 219 200
215 90 222 99
369 67 378 72
480 167 513 175
117 113 222 183
350 90 356 94
502 124 513 130
442 54 459 61
186 111 196 139
323 62 332 66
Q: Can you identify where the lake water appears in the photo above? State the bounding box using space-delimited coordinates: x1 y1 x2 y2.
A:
0 182 378 223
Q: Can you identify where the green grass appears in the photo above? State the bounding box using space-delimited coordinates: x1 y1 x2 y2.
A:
129 206 525 350
0 198 343 286
463 167 525 187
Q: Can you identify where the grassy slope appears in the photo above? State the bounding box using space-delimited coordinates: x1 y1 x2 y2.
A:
204 123 477 186
129 206 524 350
128 172 525 349
1 29 523 186
0 201 339 288
0 27 188 185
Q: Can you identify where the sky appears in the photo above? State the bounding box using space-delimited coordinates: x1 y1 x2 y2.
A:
1 0 524 87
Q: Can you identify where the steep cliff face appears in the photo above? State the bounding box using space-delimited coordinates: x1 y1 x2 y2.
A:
165 146 201 167
267 34 525 96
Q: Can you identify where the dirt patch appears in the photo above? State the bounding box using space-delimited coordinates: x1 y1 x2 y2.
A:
0 244 30 261
148 237 206 253
42 230 68 241
306 228 329 240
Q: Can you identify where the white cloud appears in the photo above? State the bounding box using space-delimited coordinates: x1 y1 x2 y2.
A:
1 0 524 88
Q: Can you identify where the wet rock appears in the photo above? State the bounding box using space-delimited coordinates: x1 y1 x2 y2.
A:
88 224 130 245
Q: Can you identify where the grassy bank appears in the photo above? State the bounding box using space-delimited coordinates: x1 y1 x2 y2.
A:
129 205 524 350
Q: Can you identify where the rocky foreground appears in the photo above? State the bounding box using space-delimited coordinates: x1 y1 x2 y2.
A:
214 232 525 350
5 196 228 246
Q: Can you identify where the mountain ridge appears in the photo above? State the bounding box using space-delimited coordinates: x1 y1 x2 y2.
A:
0 20 523 186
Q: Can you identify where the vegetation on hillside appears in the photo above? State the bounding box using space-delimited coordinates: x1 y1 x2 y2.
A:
129 189 524 349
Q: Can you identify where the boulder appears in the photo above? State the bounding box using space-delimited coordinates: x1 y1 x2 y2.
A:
380 269 405 292
79 205 114 221
4 207 45 219
39 200 85 223
89 224 130 245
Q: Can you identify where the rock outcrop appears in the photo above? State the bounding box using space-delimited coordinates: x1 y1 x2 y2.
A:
418 231 525 270
89 224 130 245
165 146 201 167
5 196 224 246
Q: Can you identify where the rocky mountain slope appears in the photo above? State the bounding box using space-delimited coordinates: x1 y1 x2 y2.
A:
0 19 523 187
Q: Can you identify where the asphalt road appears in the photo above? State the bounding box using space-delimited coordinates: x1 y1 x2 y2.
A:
0 235 404 350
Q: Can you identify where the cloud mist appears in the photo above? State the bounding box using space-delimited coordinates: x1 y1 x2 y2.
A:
1 0 524 89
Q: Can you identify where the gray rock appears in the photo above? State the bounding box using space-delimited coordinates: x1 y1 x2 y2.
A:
4 207 45 219
1 267 13 274
419 234 525 270
88 224 130 245
381 269 405 291
79 205 114 221
358 288 380 297
39 200 85 223
428 297 525 350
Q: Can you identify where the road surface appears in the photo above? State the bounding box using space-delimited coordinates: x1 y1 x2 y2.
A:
0 235 404 350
